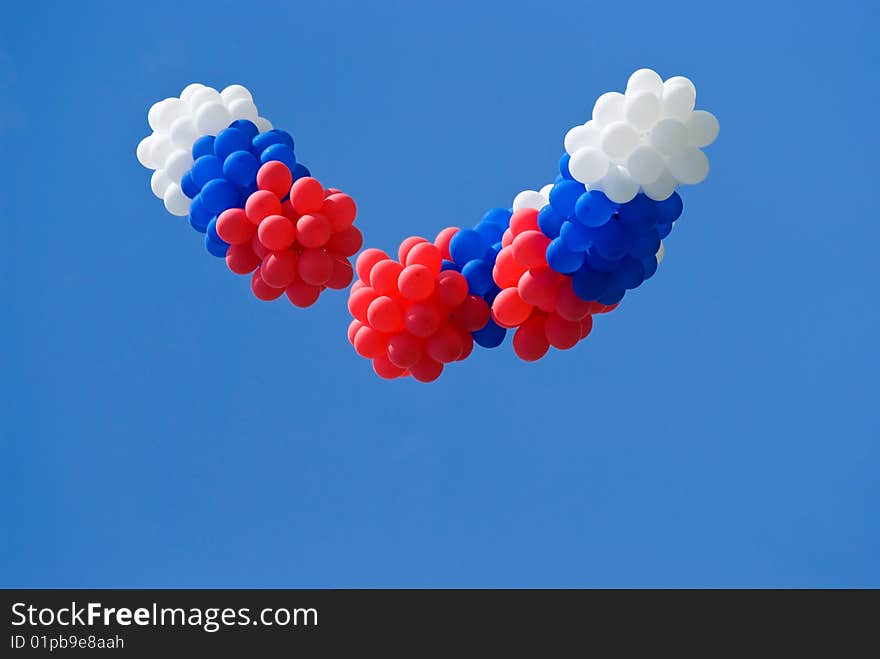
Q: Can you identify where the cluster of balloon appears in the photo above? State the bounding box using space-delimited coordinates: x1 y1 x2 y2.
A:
137 83 361 306
346 235 491 382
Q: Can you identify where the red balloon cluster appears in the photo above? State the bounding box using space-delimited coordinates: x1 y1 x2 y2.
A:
491 208 618 361
346 229 491 382
215 161 361 307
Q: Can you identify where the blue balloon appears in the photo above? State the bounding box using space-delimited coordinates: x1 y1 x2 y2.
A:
484 282 501 305
205 220 230 258
449 229 488 265
655 191 683 225
617 193 658 232
188 195 212 233
554 174 565 183
549 179 585 219
559 152 573 180
475 220 504 245
560 220 591 252
238 182 259 207
538 205 564 239
473 319 506 348
592 220 630 261
481 207 513 229
611 257 647 290
572 264 611 301
223 150 260 187
574 190 615 227
190 155 224 188
260 143 296 169
192 135 215 160
546 237 585 274
291 163 311 181
228 119 259 141
200 178 240 215
180 171 199 199
252 129 295 154
441 259 461 272
213 127 251 161
656 222 673 239
584 245 622 273
641 255 658 280
462 259 493 295
626 227 661 260
598 287 625 306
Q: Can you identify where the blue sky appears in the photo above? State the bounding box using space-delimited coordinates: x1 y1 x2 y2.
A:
2 0 877 587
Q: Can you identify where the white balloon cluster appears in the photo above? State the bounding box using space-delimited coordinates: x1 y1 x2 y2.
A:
564 69 718 203
135 84 273 216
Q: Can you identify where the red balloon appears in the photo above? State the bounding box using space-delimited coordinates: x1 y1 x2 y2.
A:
426 325 464 363
261 250 298 288
354 325 389 358
298 248 334 286
492 247 527 289
250 234 270 260
256 161 293 198
322 193 357 232
348 286 378 323
245 190 282 225
397 236 428 264
367 295 404 333
545 312 580 349
491 288 533 328
369 259 404 295
513 314 550 362
216 208 254 245
596 302 619 314
451 295 490 332
456 328 474 361
434 270 468 308
512 230 551 269
250 269 285 301
372 354 407 379
555 279 594 321
434 226 459 261
296 213 331 248
517 267 560 312
509 208 540 236
324 187 341 196
326 256 354 290
290 176 324 214
398 264 435 301
280 199 299 221
347 319 363 345
351 279 366 293
355 249 388 283
285 279 321 307
326 225 363 257
404 301 442 337
579 314 593 340
257 214 296 251
387 332 424 368
225 242 260 274
409 355 443 383
501 228 514 247
404 242 442 275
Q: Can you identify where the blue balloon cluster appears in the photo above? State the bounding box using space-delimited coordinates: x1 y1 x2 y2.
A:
182 119 311 258
541 153 683 306
442 208 513 348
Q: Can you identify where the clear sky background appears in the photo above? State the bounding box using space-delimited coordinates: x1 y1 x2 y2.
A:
2 0 877 587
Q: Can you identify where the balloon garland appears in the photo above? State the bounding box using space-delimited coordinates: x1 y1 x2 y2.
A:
138 70 718 382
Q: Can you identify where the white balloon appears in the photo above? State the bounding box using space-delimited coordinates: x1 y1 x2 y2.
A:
150 169 171 199
568 146 609 184
136 135 155 169
188 86 222 110
686 110 719 147
667 147 709 184
221 84 253 105
153 98 184 132
254 117 273 132
169 116 198 149
163 183 190 216
227 98 259 123
195 102 232 135
147 98 173 131
600 121 639 163
626 69 663 97
600 165 639 204
512 190 547 211
625 145 665 184
164 149 193 182
650 118 688 157
656 242 665 263
642 169 676 201
149 134 175 168
624 90 660 130
539 183 554 199
661 78 696 121
592 91 625 126
179 83 205 104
